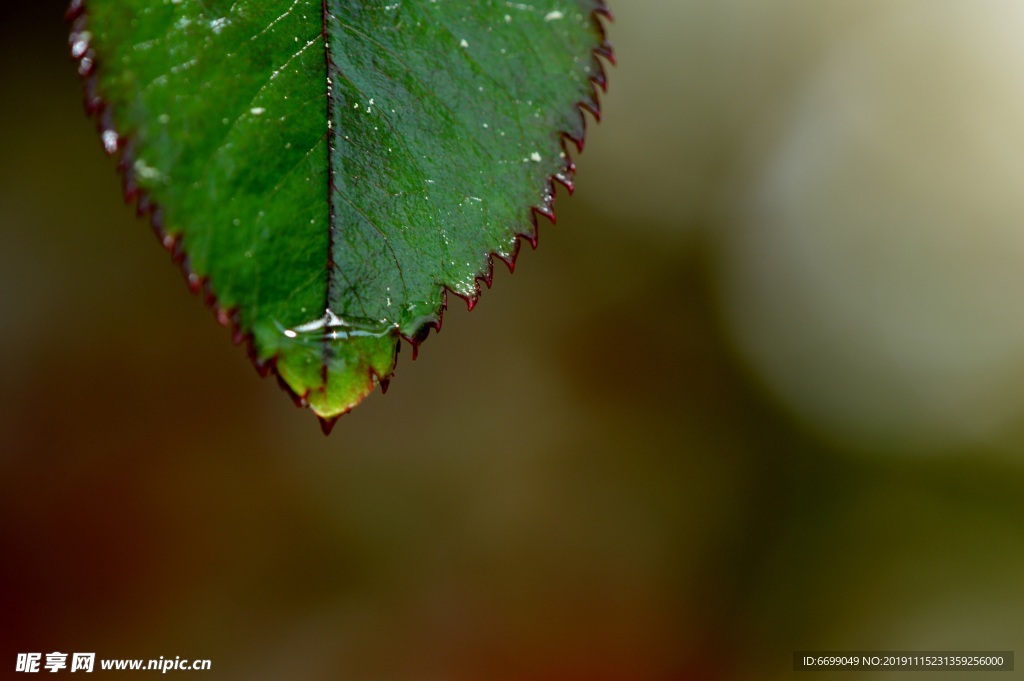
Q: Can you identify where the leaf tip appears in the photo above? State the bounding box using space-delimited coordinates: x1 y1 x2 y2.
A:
318 416 340 436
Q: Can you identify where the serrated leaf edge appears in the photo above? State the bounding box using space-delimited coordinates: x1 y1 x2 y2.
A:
67 0 613 432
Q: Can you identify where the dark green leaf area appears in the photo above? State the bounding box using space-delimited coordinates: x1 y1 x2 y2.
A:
326 0 601 334
79 0 606 418
88 0 329 333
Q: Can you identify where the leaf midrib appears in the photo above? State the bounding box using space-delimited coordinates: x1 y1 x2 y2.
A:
321 0 335 379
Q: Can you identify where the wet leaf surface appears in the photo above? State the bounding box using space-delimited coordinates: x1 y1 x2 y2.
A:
70 0 610 426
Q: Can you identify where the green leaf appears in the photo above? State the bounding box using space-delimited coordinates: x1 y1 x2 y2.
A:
69 0 611 428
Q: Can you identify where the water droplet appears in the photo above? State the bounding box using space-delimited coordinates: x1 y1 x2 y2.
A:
70 32 91 59
102 130 119 154
133 159 165 182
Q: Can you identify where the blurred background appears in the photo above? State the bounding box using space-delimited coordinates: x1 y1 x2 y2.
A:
4 1 1024 678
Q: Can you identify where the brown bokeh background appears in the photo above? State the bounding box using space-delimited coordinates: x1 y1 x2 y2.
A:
4 1 1024 679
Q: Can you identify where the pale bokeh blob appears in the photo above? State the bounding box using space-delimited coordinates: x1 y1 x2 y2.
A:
718 0 1024 452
